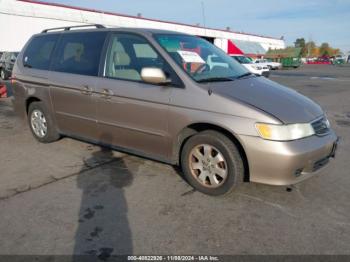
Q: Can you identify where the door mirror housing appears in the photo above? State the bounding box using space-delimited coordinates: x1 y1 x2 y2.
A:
141 68 171 85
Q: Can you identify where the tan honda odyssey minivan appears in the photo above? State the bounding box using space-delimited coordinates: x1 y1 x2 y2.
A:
12 25 338 196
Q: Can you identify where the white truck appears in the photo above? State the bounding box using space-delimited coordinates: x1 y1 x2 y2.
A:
253 58 282 70
231 55 270 77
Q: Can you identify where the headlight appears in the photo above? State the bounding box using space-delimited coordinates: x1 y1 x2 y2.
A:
255 123 315 141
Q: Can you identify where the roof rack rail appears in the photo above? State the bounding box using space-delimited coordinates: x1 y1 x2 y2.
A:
41 24 105 33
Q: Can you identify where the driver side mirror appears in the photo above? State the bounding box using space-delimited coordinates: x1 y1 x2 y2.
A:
141 68 171 85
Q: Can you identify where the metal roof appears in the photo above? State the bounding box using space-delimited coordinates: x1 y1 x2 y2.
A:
231 40 267 55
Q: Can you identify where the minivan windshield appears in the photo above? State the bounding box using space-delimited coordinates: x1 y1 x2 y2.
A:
155 34 249 82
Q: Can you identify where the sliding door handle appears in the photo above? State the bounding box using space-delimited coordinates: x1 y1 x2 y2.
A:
81 85 93 95
101 89 114 99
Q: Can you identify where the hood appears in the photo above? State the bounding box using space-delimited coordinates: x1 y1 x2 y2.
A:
207 76 323 124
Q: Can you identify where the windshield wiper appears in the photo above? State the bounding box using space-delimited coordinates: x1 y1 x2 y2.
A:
236 72 255 79
197 77 235 83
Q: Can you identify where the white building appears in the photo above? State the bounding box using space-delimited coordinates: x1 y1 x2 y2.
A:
0 0 286 53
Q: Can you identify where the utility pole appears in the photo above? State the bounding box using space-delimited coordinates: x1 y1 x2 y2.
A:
307 33 313 58
201 1 206 28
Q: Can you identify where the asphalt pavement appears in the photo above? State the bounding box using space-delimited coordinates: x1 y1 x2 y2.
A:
0 65 349 256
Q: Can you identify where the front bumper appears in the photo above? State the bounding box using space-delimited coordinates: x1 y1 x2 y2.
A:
239 131 338 185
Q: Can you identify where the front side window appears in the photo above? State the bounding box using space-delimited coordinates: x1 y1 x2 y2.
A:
104 33 167 82
51 32 107 76
23 34 59 70
155 34 248 82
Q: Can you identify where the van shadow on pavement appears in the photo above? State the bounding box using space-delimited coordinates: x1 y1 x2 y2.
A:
74 134 134 261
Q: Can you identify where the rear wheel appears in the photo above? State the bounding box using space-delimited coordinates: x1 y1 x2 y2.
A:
180 130 244 196
28 101 60 143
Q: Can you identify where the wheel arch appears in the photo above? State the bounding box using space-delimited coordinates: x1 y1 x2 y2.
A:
26 96 42 113
173 122 250 182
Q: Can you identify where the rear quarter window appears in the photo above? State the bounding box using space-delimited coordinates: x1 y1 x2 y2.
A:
23 34 59 70
51 31 107 76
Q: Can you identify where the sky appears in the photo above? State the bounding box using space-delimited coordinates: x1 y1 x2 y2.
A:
44 0 350 52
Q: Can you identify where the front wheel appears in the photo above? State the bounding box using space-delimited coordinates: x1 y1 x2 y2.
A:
180 130 244 196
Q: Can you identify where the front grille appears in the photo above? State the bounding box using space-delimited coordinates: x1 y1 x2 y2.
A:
311 116 330 136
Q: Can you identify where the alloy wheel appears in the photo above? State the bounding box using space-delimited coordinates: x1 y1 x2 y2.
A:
188 144 228 188
30 109 48 138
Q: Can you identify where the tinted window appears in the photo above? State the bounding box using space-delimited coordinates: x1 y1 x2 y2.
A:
104 34 167 82
10 53 18 61
52 32 107 76
23 34 59 70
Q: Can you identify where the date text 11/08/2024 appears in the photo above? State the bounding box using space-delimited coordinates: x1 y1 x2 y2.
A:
127 255 219 261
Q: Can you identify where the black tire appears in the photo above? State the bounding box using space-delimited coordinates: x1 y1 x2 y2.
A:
180 130 244 196
28 101 60 143
0 69 7 80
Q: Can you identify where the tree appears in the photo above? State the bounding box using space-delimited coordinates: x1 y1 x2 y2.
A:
332 48 341 56
305 41 316 57
294 38 306 48
319 42 331 57
294 38 307 56
294 38 341 58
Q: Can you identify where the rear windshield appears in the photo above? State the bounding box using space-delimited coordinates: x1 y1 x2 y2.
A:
23 34 59 70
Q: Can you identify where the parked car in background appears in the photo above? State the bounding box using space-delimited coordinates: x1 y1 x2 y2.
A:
332 56 345 65
231 55 269 77
12 25 338 196
0 52 19 80
254 58 282 70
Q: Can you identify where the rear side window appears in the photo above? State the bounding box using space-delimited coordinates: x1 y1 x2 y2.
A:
51 32 107 76
23 34 59 70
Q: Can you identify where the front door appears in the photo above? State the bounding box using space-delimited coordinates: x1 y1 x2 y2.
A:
95 33 175 160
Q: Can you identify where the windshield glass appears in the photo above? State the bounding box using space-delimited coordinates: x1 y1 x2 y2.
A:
232 55 252 64
155 34 248 82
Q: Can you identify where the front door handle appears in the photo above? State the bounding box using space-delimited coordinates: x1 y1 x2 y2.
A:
101 89 114 99
81 85 93 95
